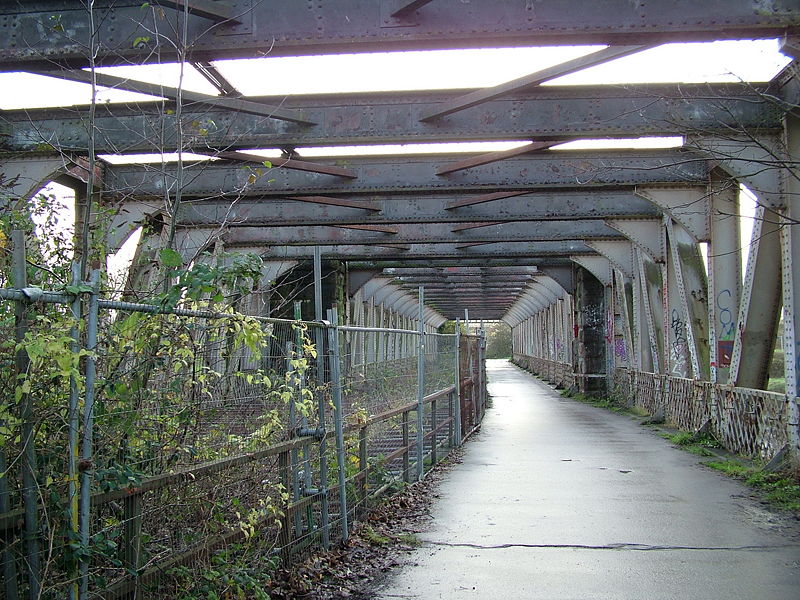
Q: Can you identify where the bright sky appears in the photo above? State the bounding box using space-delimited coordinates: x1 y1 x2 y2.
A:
20 39 791 282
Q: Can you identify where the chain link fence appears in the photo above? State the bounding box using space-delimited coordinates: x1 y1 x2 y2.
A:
0 253 485 599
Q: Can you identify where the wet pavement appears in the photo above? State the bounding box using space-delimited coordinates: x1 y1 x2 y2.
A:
375 359 800 600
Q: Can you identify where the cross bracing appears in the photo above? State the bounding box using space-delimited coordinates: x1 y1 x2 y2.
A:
1 3 799 394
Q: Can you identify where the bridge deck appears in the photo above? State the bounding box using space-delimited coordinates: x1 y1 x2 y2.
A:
377 359 800 600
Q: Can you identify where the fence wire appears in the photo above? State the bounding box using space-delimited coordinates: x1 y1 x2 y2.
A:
0 277 483 600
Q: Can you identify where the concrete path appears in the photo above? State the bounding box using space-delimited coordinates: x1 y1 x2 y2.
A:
376 359 800 600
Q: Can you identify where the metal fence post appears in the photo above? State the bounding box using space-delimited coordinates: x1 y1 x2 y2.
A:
294 302 315 533
327 308 349 541
416 287 425 481
358 426 367 514
402 411 410 483
79 270 100 600
12 230 41 600
286 341 302 539
454 320 462 446
313 248 330 549
67 262 82 600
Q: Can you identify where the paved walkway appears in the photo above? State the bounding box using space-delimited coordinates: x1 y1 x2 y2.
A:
377 359 800 600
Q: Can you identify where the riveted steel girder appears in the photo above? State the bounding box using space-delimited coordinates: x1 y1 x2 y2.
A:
1 84 779 154
208 220 627 246
231 241 598 261
102 150 708 198
169 190 659 228
2 1 797 70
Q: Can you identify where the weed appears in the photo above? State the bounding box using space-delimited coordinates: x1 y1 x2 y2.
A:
362 525 390 546
703 459 752 478
394 533 421 547
745 471 800 510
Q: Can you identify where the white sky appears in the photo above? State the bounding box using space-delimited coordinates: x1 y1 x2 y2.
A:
23 39 791 281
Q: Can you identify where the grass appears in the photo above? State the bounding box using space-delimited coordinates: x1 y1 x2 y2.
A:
745 471 800 511
361 525 390 546
561 390 630 413
394 533 421 547
703 459 752 477
659 431 721 457
703 460 800 510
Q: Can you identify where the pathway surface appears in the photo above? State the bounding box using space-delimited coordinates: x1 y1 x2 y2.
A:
376 359 800 600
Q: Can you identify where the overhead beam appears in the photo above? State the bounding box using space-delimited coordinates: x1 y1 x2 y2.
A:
156 1 239 23
436 141 560 175
421 45 651 121
211 151 358 178
102 150 709 198
197 219 626 245
3 2 795 69
3 84 779 154
191 60 241 96
223 240 598 260
387 0 437 18
31 69 314 124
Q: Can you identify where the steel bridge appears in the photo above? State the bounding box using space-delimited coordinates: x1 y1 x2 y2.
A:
2 0 799 470
1 0 800 596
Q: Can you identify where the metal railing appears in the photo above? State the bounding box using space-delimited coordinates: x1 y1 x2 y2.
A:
513 353 798 462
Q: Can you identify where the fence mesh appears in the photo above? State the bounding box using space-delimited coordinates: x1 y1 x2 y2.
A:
0 284 479 599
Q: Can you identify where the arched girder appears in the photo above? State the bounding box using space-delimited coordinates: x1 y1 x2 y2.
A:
585 240 636 279
571 255 613 287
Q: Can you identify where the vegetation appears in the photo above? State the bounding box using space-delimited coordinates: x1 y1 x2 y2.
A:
484 321 512 359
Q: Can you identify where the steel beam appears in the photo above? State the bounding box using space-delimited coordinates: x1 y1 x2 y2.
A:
435 141 560 175
666 218 710 379
730 205 783 389
571 255 612 287
605 218 666 262
102 150 708 198
174 190 660 228
636 186 711 242
2 2 797 70
207 219 626 246
1 84 779 154
223 240 598 261
32 69 314 124
707 172 742 383
688 135 784 208
585 240 636 279
781 114 800 405
421 45 650 121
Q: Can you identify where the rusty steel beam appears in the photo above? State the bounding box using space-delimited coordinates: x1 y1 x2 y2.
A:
156 1 239 23
103 150 708 198
436 141 560 175
388 0 437 18
334 224 399 233
212 151 358 178
31 69 315 124
446 191 530 210
3 2 796 70
450 222 504 232
288 196 380 211
191 61 241 96
421 45 651 121
2 83 781 153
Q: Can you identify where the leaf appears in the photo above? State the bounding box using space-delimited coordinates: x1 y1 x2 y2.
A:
159 248 183 268
262 160 272 168
132 36 151 48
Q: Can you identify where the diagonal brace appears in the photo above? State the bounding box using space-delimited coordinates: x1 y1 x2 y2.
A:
421 45 652 121
33 69 315 125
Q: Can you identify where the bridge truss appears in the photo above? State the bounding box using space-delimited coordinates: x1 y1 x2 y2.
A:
2 2 799 461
